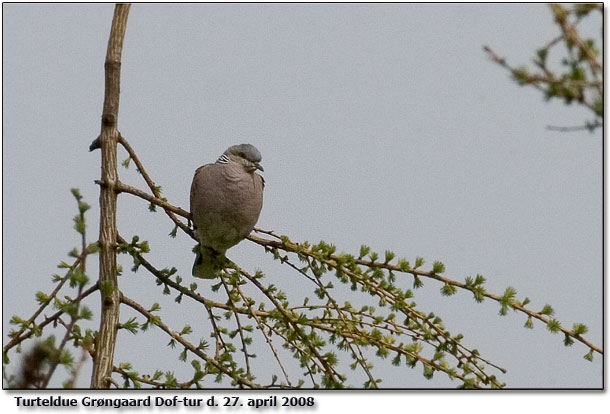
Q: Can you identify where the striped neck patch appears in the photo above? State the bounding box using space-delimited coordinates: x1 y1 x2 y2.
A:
216 153 230 164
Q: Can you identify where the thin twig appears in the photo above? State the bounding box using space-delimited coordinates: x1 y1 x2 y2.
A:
248 233 602 356
113 365 208 389
118 134 191 236
106 180 192 237
218 274 251 375
233 265 344 385
235 283 292 386
66 348 90 389
550 4 602 73
4 283 99 355
546 121 602 132
119 293 257 388
3 256 82 354
202 297 227 360
40 282 84 388
307 256 379 387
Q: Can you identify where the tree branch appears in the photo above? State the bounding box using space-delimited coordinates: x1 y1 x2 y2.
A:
248 230 602 356
91 3 131 389
550 4 602 73
119 293 257 388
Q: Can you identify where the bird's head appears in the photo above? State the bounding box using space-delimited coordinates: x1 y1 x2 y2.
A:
224 144 264 173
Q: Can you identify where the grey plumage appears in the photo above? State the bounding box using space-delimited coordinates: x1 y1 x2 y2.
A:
190 144 265 279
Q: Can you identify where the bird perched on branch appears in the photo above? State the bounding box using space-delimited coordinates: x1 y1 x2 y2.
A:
190 144 265 279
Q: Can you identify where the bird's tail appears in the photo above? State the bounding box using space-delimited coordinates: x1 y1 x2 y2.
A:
192 245 226 279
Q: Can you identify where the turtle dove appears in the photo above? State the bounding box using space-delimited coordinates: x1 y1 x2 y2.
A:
190 144 264 279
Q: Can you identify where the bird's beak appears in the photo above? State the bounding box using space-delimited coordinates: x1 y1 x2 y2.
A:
255 163 264 172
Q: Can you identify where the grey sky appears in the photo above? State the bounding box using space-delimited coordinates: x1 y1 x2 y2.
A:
2 3 602 390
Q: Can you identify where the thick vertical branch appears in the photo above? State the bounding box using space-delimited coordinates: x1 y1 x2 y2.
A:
91 3 130 389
